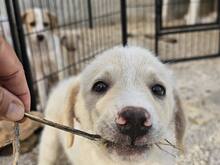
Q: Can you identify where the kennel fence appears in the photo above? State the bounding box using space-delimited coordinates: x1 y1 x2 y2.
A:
155 0 220 62
0 0 219 111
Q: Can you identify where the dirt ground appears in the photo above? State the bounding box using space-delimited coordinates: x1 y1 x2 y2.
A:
173 59 220 165
1 57 220 165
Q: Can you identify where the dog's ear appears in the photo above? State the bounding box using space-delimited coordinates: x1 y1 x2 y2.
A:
174 91 186 152
46 11 58 29
62 77 80 148
21 10 34 24
21 12 28 24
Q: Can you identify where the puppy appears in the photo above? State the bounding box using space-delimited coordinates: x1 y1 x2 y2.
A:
22 8 69 109
38 46 186 165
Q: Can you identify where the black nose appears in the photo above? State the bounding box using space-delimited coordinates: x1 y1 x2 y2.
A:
37 35 44 41
116 106 152 141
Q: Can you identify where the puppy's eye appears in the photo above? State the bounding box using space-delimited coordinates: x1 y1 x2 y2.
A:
30 21 36 27
151 84 166 97
43 22 49 27
92 81 109 94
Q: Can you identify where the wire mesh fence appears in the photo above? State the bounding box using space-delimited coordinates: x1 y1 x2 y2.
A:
156 0 220 62
0 0 219 111
11 0 122 110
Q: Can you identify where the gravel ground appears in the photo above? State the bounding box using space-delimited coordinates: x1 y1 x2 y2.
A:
1 57 220 165
172 59 220 165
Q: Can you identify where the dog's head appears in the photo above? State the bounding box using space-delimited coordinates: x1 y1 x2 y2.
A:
63 46 185 162
22 8 58 43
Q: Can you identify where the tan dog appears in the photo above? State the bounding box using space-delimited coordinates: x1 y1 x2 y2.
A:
22 8 69 109
38 46 186 165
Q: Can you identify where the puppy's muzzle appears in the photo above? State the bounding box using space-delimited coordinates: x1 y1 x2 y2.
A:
116 106 152 143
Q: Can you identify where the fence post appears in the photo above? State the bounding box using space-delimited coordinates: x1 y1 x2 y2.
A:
5 0 37 111
87 0 93 29
120 0 127 46
217 0 220 56
155 0 162 55
5 0 22 60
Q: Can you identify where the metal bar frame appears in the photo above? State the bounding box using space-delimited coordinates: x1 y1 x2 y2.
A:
4 0 36 110
87 0 93 29
155 0 162 55
120 0 127 46
156 0 220 62
163 53 220 64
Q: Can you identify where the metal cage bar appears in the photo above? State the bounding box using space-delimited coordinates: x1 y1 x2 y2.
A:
120 0 127 46
2 0 220 112
87 0 93 29
156 0 220 62
4 0 36 110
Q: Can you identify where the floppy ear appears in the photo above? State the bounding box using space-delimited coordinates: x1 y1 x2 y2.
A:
174 91 186 152
21 12 28 24
46 11 58 29
62 77 80 148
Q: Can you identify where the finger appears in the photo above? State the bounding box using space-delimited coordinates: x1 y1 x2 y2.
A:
0 86 25 121
0 37 30 112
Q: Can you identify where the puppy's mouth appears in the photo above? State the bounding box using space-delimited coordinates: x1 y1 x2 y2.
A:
102 139 153 156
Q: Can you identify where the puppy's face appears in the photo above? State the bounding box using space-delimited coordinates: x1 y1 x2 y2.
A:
75 47 176 162
22 8 57 43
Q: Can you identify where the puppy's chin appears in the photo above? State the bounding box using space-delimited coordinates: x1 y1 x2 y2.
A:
105 141 152 154
96 134 156 162
99 141 153 162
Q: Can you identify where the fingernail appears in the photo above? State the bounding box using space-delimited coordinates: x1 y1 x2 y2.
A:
6 101 24 121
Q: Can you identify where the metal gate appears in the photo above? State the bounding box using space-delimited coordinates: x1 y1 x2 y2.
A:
155 0 220 63
1 0 124 111
1 0 220 111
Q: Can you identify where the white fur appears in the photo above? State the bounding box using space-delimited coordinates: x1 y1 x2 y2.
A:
38 46 179 165
185 0 200 25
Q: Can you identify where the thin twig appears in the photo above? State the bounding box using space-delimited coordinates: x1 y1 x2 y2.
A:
24 113 101 141
155 143 176 158
13 122 20 165
157 140 182 152
164 139 182 151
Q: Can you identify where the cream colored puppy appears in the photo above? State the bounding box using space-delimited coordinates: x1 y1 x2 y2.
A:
22 8 69 109
38 46 186 165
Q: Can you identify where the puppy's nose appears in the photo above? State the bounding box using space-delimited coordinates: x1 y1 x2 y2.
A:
37 34 44 41
116 106 152 140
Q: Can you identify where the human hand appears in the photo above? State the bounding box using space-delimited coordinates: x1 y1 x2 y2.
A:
0 37 30 121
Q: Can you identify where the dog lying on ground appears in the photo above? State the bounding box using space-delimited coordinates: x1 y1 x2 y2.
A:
22 8 70 109
163 0 217 25
38 46 186 165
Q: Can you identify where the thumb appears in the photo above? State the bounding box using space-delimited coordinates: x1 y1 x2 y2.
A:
0 86 25 121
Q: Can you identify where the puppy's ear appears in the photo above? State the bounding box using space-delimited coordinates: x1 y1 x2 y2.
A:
46 11 58 29
21 12 28 24
62 77 80 148
174 91 186 152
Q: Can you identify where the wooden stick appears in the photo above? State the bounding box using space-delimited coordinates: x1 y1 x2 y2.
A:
13 122 20 165
164 139 182 151
127 33 177 44
24 113 101 141
155 143 176 158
